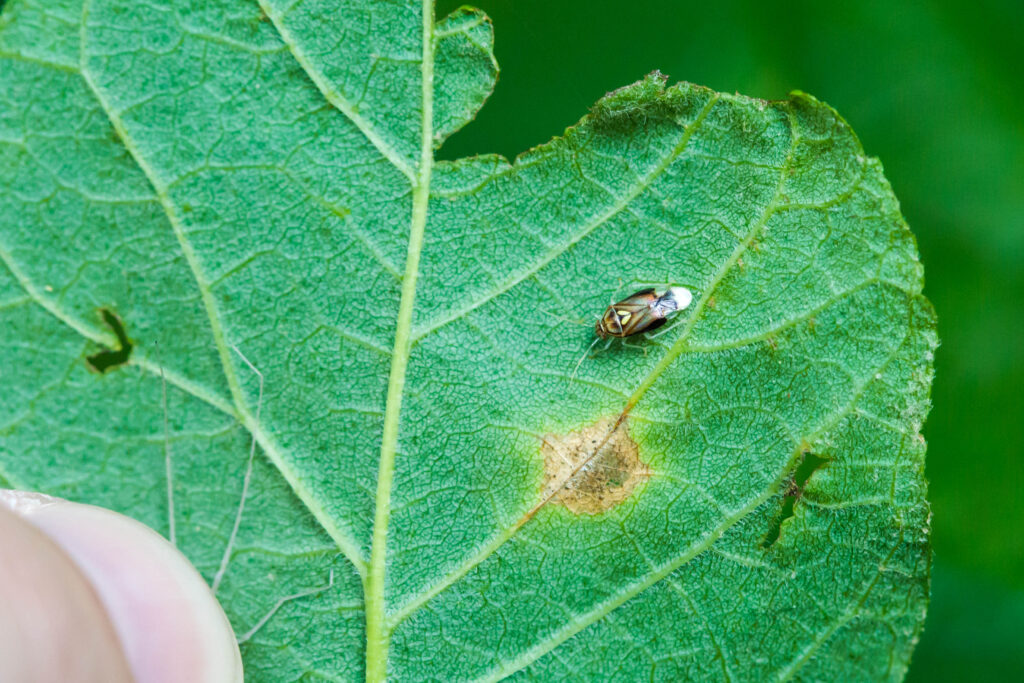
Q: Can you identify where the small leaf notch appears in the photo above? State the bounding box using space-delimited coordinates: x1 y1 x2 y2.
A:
762 451 829 547
85 308 132 374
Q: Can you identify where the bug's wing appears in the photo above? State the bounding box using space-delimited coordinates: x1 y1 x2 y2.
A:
615 300 662 336
618 288 660 307
644 317 668 333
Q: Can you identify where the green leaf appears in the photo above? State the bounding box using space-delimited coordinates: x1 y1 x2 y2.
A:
0 1 936 681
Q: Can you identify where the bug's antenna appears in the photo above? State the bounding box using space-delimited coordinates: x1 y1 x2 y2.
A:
570 336 603 381
211 344 264 594
156 341 176 547
546 311 589 327
236 568 335 645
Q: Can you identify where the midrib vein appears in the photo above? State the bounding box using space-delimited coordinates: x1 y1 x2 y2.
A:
78 0 367 577
13 9 892 677
364 1 435 680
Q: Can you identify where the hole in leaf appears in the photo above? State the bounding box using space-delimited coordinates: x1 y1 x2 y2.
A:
762 451 829 547
86 309 133 373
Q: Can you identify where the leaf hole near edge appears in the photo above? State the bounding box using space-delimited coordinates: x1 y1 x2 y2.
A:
761 451 829 548
86 308 133 373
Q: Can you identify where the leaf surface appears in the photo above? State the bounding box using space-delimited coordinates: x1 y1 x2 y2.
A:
0 1 935 680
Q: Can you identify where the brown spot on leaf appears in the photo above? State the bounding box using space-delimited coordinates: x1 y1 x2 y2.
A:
541 418 650 514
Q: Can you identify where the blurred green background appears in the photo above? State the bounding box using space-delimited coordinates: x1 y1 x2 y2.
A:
435 0 1024 678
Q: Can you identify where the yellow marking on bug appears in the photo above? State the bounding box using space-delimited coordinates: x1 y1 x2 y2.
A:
617 311 631 324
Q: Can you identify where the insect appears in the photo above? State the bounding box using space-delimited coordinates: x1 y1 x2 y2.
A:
595 286 693 339
572 285 694 378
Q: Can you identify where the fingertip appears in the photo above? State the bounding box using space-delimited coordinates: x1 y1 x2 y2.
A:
1 491 243 683
0 499 133 682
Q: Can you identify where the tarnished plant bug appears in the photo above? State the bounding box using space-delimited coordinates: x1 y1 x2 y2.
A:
595 286 693 339
572 285 694 378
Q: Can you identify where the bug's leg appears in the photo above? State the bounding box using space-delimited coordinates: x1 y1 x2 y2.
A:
570 336 604 381
210 344 265 594
156 342 176 547
619 336 649 356
647 325 672 340
647 315 687 340
235 569 335 645
642 335 674 355
547 311 590 327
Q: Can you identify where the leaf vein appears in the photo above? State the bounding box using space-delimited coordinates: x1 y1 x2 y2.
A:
390 106 802 625
775 541 903 681
666 577 735 682
410 94 722 343
471 319 916 681
78 0 368 577
256 0 416 182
